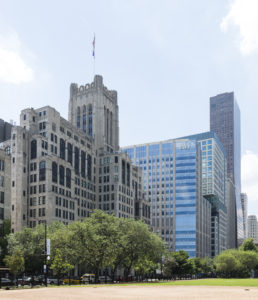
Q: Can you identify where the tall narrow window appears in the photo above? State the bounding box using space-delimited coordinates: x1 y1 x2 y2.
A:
66 168 71 188
60 138 65 160
87 154 92 181
31 140 37 159
122 160 125 185
67 143 73 165
39 161 46 181
77 107 81 129
59 165 64 185
81 150 86 178
110 111 113 146
127 163 130 187
52 162 58 183
88 104 93 137
82 105 86 132
74 147 79 175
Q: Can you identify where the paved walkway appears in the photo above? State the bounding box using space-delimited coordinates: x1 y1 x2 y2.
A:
0 285 258 300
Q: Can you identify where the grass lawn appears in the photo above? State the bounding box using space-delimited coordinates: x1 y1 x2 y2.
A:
115 278 258 287
56 278 258 288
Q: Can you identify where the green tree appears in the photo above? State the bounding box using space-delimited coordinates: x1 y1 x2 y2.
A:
4 249 25 282
6 225 45 274
200 257 214 276
64 210 121 282
163 254 178 278
170 250 193 277
238 250 258 272
214 250 243 278
50 249 74 285
0 219 11 265
240 238 258 252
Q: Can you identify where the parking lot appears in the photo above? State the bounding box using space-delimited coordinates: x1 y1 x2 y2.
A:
0 285 258 300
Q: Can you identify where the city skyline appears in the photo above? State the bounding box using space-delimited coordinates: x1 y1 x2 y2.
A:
0 0 258 216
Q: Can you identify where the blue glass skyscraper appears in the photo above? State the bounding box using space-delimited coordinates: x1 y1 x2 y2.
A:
123 139 211 258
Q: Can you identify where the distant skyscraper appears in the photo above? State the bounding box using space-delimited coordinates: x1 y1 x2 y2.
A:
210 92 243 243
248 215 258 244
241 193 248 239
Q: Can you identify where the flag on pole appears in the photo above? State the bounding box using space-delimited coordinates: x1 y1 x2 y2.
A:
92 35 95 58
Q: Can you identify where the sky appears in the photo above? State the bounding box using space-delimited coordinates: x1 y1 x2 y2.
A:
0 0 258 216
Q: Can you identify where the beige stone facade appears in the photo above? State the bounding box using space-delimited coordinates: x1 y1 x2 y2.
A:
0 147 11 230
4 75 150 232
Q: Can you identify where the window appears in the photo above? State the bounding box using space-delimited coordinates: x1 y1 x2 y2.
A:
68 143 73 165
52 162 58 183
0 192 4 203
66 168 71 188
81 151 86 178
0 160 4 171
87 154 92 181
77 107 81 129
31 140 37 159
74 147 79 175
60 139 65 160
23 114 26 120
39 161 46 181
83 105 86 132
88 104 93 136
59 165 64 185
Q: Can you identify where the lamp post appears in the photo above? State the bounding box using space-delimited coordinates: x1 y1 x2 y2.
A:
44 221 48 287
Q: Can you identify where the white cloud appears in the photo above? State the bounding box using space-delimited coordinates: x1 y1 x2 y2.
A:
0 32 33 84
242 150 258 215
221 0 258 55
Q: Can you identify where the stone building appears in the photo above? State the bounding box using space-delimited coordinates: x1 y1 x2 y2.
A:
0 147 11 231
6 75 150 232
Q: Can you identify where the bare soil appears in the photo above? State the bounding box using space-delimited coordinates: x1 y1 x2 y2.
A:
0 285 258 300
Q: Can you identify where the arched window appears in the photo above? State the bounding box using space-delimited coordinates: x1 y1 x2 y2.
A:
88 104 93 137
59 165 64 185
77 107 81 129
52 162 58 183
39 161 46 181
83 105 86 132
66 168 71 188
31 140 37 159
60 138 65 160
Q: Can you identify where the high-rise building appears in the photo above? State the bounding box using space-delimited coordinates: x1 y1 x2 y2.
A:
0 147 11 230
210 92 243 244
248 215 258 244
241 193 248 240
123 139 211 258
226 178 237 249
2 75 150 233
180 132 227 257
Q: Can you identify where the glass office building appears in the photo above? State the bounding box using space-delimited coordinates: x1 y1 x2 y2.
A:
180 132 227 256
210 92 243 244
123 139 211 258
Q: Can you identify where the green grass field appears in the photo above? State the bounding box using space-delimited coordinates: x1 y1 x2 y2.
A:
121 278 258 287
58 278 258 288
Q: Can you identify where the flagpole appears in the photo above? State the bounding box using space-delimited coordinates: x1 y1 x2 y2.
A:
93 34 95 78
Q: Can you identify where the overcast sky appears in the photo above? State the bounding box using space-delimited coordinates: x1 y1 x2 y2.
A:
0 0 258 216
